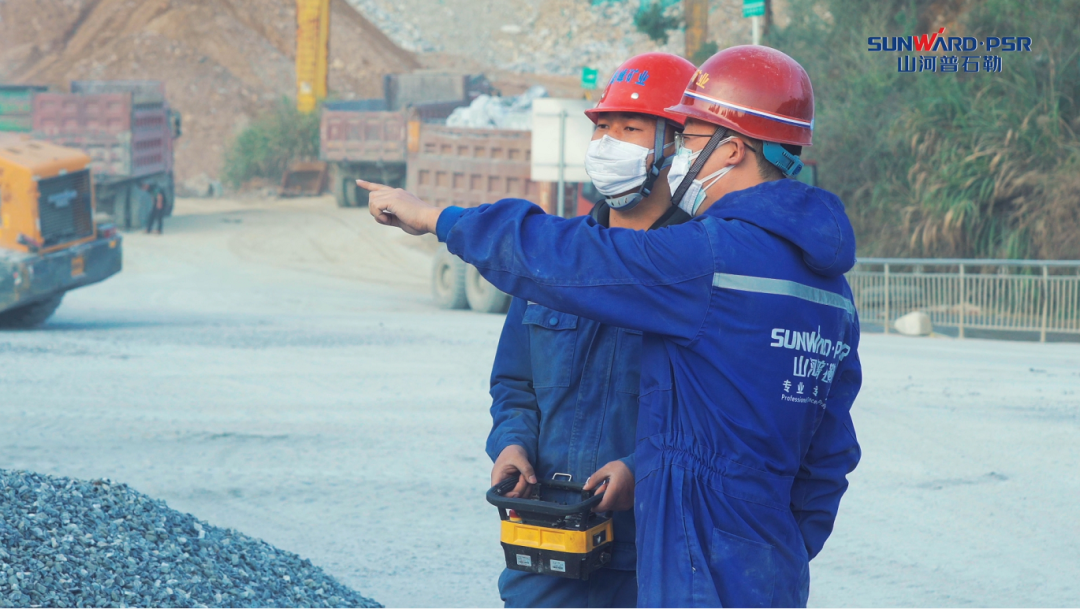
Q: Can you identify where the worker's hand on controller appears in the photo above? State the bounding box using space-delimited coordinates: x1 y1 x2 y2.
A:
357 180 441 236
492 445 537 499
584 460 634 512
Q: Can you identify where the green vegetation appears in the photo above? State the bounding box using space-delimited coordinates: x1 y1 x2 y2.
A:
766 0 1080 258
691 40 719 65
222 99 320 189
634 1 681 44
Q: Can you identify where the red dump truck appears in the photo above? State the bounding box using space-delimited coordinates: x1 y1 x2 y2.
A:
32 80 181 229
320 98 581 313
410 125 568 313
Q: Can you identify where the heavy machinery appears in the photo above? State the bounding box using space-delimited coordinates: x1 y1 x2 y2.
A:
0 136 122 327
1 81 180 231
296 0 331 115
26 80 181 230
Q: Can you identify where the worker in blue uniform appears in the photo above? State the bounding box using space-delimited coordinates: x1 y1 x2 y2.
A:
361 46 862 608
489 53 698 608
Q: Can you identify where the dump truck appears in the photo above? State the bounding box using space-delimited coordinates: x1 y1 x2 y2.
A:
321 88 593 314
414 125 563 314
0 85 48 133
31 80 181 230
320 72 492 208
0 136 122 327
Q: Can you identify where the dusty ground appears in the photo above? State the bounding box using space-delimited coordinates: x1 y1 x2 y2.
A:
1 196 1078 607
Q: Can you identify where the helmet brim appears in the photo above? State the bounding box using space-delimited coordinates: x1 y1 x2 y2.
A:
666 102 812 147
585 105 688 126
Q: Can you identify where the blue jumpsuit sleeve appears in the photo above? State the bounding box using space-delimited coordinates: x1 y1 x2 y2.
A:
486 297 541 467
618 453 635 477
440 201 715 342
789 325 863 560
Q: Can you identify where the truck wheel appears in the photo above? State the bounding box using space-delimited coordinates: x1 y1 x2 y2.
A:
465 265 510 314
432 247 468 309
330 164 350 207
0 294 64 328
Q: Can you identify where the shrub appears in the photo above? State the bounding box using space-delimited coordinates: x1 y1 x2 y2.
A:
634 1 681 44
766 0 1080 258
691 40 718 65
222 99 321 189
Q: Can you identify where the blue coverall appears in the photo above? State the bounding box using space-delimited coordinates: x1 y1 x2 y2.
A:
440 179 863 607
489 203 690 608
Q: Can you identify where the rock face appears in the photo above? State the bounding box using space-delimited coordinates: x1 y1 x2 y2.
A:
0 0 418 183
894 311 933 336
0 470 381 608
348 0 777 78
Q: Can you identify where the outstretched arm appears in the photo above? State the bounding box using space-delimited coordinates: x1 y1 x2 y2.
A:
361 181 716 342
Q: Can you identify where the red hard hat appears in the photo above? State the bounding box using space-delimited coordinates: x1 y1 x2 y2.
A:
666 45 815 146
585 52 698 126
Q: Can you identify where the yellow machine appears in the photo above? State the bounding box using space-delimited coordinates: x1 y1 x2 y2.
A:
0 136 122 326
488 477 614 580
684 0 710 60
296 0 330 114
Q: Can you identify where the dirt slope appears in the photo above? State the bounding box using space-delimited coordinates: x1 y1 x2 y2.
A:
0 0 419 185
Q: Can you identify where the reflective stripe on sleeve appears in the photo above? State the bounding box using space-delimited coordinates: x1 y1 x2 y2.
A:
712 273 856 318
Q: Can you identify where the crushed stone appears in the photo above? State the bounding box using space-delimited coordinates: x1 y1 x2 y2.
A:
0 470 381 608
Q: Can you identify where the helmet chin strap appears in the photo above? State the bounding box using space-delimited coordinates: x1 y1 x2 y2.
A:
605 117 672 210
670 128 729 210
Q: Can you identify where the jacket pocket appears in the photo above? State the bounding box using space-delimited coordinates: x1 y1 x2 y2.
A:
708 527 777 608
522 304 578 388
615 328 642 395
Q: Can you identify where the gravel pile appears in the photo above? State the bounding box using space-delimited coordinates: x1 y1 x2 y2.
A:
0 470 381 608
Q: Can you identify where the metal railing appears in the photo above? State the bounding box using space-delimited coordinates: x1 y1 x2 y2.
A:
848 258 1080 341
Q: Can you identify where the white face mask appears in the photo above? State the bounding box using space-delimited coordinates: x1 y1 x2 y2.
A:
667 137 735 215
584 135 651 198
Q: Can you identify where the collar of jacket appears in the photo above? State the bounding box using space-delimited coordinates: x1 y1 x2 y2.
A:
699 179 857 278
589 200 691 229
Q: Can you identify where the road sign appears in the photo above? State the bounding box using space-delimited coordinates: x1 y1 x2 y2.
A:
743 0 765 17
581 67 599 90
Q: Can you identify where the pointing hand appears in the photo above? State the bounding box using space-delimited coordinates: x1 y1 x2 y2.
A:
357 180 442 236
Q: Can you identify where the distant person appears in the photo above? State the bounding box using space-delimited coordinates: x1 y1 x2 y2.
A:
143 183 167 234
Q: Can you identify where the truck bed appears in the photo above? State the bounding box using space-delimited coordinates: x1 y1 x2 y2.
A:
406 125 550 209
32 92 172 180
320 108 407 164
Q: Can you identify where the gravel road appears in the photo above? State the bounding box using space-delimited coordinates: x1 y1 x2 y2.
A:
1 195 1077 607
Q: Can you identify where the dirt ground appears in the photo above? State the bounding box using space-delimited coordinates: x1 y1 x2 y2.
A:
0 196 1077 607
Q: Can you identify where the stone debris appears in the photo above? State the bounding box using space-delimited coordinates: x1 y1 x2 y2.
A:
446 85 548 130
0 470 381 608
894 311 933 336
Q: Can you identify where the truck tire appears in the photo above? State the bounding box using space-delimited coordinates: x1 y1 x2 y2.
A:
432 247 468 309
465 265 511 314
0 294 64 328
345 178 364 207
330 163 350 207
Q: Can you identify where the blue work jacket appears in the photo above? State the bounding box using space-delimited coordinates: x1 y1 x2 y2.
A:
487 203 690 572
439 179 863 607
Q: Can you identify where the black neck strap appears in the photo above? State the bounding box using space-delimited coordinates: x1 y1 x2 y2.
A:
671 127 729 209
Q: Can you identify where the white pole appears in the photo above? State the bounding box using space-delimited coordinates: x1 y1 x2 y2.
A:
752 15 761 45
557 109 567 218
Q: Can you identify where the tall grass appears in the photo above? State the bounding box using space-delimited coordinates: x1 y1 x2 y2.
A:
767 0 1080 259
222 99 321 189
